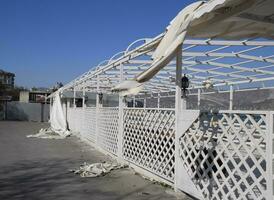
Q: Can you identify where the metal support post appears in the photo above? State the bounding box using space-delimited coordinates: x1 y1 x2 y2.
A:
157 93 160 109
182 97 187 110
229 85 233 110
266 112 274 200
73 87 76 108
117 64 124 160
198 88 201 109
144 98 146 108
133 96 136 108
82 87 86 108
174 45 182 191
95 75 100 145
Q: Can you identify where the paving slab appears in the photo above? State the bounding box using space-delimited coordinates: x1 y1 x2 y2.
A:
0 121 193 200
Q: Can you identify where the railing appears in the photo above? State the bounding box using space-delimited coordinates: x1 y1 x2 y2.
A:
64 106 274 200
97 107 119 155
81 107 96 142
178 110 274 200
123 108 175 182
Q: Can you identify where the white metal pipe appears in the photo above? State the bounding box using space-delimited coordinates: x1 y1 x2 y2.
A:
197 88 201 109
144 98 146 108
73 87 76 108
157 93 160 109
174 45 182 191
82 87 86 108
133 96 136 108
229 85 233 110
117 63 124 160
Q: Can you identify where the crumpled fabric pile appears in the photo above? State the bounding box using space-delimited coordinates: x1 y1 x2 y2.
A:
70 162 127 177
27 127 71 139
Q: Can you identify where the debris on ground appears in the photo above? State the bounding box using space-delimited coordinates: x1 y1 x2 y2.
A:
70 162 128 177
27 128 71 139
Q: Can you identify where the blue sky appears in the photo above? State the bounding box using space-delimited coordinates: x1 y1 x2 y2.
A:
0 0 194 88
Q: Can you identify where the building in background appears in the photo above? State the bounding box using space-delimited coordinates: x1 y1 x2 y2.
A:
0 69 15 120
0 70 54 121
19 90 51 103
0 69 15 89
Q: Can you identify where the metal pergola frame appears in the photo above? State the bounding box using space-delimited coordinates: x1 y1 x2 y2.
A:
55 33 274 99
47 1 274 199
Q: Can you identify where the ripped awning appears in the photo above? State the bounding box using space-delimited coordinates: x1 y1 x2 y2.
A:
49 0 274 97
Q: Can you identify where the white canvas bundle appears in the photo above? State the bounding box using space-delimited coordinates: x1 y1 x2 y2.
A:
49 92 69 136
28 91 70 139
70 162 127 178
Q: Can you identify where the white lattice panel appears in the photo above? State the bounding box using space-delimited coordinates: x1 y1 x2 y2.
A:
97 107 119 155
272 112 274 200
179 110 272 200
81 107 97 142
123 108 175 182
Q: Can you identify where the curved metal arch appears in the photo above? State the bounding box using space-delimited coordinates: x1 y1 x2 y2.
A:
96 59 111 69
125 38 150 53
108 51 126 64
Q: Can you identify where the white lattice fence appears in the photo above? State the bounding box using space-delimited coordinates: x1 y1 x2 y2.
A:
97 107 119 155
123 108 175 182
81 107 97 142
271 112 274 200
179 110 274 200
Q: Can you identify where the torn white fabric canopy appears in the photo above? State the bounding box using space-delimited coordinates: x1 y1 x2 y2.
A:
49 92 69 136
70 162 127 177
113 0 274 95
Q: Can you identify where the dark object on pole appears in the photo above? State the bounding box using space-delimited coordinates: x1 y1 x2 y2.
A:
98 93 103 104
181 74 189 97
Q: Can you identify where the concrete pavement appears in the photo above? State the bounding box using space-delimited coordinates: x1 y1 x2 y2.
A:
0 121 192 200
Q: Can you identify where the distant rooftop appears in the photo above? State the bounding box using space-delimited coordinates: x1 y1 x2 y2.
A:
0 69 15 77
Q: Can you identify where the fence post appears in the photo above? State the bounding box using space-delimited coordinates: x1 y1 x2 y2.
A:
174 45 182 191
95 75 102 146
117 63 124 160
73 87 76 108
229 85 233 110
80 87 86 137
267 112 274 200
157 93 160 108
144 98 146 108
197 88 201 109
82 86 86 108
